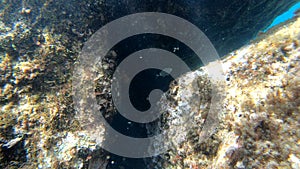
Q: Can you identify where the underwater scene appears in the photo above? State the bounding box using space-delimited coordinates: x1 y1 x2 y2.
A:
0 0 300 169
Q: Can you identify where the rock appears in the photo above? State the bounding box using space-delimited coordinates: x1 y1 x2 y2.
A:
157 15 300 169
1 1 298 58
0 0 299 168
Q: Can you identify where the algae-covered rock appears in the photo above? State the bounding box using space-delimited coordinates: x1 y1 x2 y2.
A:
0 0 299 168
1 1 298 58
159 15 300 169
0 1 107 168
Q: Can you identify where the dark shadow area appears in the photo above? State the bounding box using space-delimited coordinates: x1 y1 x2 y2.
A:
112 34 203 70
101 33 197 168
0 138 27 168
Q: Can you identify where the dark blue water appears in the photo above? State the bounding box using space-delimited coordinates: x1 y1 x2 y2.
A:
103 33 199 169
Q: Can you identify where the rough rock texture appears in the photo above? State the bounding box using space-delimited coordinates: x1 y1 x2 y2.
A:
0 0 299 168
0 1 108 168
1 1 298 58
159 15 300 169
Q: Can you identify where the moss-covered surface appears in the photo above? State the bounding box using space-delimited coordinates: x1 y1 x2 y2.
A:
0 0 299 168
160 15 300 169
0 1 107 168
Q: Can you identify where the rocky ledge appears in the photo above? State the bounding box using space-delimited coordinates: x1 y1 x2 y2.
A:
157 15 300 169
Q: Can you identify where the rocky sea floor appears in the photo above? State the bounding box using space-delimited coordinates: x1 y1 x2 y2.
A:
0 1 300 169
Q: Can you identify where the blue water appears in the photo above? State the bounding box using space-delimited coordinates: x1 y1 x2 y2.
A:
264 2 300 31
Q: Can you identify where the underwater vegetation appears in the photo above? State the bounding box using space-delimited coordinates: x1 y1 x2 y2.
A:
0 0 299 168
158 15 300 169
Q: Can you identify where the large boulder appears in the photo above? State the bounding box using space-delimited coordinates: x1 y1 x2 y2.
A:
157 15 300 169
